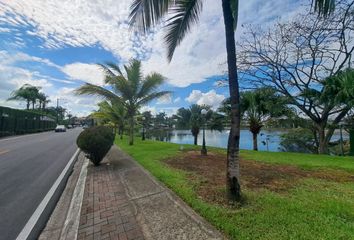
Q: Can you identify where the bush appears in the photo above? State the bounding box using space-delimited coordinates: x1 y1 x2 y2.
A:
77 126 115 165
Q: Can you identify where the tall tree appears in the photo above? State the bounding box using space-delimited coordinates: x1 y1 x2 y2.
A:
76 59 170 145
128 0 336 201
8 84 40 110
240 88 291 151
37 92 49 110
238 2 354 154
129 0 242 201
176 104 223 145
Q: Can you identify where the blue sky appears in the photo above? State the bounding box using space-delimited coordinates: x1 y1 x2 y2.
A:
0 0 305 117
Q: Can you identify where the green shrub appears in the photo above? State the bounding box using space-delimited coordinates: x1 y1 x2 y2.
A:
77 126 115 165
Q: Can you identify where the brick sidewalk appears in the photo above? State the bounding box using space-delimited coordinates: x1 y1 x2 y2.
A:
77 161 144 240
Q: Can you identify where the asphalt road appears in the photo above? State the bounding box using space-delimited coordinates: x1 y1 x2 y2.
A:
0 128 82 240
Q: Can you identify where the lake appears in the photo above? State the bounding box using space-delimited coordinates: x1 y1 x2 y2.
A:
148 129 348 152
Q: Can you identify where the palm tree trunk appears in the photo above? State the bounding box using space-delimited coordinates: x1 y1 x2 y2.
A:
252 132 258 151
222 0 241 201
129 116 134 145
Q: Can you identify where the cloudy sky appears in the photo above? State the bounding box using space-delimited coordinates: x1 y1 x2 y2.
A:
0 0 307 117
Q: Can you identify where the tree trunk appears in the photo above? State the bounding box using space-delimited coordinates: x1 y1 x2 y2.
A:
194 135 198 145
32 101 35 110
252 132 258 151
26 100 30 110
317 124 328 154
119 127 123 139
222 0 241 201
129 117 134 145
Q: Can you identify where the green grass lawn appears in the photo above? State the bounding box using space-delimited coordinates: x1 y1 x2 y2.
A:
115 137 354 240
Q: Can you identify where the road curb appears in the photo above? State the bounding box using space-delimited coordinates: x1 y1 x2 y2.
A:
59 157 89 240
16 149 80 240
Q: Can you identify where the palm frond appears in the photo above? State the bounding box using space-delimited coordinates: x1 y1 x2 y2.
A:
312 0 335 16
164 0 202 61
129 0 171 32
75 83 122 103
125 59 142 96
138 91 171 105
111 75 134 101
105 62 124 76
137 72 165 99
97 63 117 78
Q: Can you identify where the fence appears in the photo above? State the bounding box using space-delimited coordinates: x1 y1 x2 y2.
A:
0 106 56 137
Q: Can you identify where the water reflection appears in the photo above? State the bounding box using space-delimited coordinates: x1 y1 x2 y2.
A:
147 129 349 152
148 129 283 151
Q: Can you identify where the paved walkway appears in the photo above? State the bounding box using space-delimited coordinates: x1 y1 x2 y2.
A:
77 146 224 240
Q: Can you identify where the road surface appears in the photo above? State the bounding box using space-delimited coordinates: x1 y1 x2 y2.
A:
0 128 82 240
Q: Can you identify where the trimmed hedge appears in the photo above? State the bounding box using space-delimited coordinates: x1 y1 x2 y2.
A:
77 126 115 165
0 106 56 137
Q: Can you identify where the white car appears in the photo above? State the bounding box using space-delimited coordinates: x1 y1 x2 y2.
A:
55 125 66 132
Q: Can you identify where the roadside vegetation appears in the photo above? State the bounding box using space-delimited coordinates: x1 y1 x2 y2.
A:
75 59 170 146
77 126 115 165
6 83 76 126
116 137 354 239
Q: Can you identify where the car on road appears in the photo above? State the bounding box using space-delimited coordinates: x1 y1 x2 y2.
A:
55 125 66 132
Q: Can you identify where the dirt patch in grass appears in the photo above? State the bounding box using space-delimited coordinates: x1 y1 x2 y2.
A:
165 150 354 204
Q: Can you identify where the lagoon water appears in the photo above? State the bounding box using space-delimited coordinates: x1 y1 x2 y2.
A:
149 129 348 152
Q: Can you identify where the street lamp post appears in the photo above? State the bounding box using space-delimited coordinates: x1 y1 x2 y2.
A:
201 109 207 156
142 116 146 141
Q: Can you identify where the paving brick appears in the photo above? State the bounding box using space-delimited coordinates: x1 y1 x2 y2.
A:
77 163 144 240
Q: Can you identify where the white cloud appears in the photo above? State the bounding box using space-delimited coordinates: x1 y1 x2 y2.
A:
0 0 306 88
0 50 98 117
48 87 100 117
156 94 172 105
61 63 105 85
174 97 181 103
140 105 178 117
140 105 157 115
186 90 225 109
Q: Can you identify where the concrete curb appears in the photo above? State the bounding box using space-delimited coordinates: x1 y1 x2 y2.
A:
16 149 80 240
59 157 89 240
38 153 89 240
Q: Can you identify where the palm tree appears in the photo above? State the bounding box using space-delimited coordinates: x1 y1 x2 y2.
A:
76 59 170 145
37 92 50 110
8 84 40 110
176 104 223 145
129 0 241 200
240 88 291 151
189 104 205 145
92 100 127 139
129 0 334 201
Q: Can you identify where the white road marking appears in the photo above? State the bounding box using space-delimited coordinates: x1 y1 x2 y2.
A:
16 148 80 240
0 149 10 155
